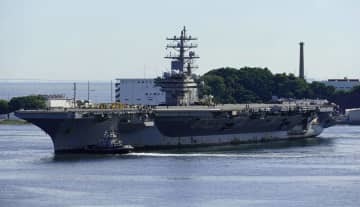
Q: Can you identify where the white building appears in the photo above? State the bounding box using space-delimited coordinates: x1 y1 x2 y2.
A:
41 95 74 109
115 79 165 106
46 99 74 108
322 78 360 91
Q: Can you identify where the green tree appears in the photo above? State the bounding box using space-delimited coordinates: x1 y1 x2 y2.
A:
350 85 360 93
308 82 335 99
0 99 9 115
330 85 360 111
233 86 260 103
203 67 276 103
8 95 46 112
237 67 274 101
272 73 307 98
201 75 227 103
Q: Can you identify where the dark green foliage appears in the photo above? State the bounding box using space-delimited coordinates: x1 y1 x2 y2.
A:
330 85 360 111
272 73 310 98
202 67 268 103
308 82 335 99
8 95 46 112
201 67 312 103
200 67 357 110
201 75 227 103
0 99 9 114
351 85 360 94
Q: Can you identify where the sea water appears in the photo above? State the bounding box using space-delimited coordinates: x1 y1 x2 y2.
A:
0 124 360 207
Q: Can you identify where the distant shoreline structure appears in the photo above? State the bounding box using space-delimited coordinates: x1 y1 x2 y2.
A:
0 119 28 125
0 79 116 83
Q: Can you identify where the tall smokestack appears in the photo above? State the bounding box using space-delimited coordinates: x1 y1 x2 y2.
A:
299 42 305 79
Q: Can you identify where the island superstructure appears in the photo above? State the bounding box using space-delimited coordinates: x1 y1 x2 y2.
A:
16 27 336 153
115 79 165 106
156 26 199 106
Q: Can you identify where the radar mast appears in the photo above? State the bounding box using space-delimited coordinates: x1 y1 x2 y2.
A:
165 26 199 75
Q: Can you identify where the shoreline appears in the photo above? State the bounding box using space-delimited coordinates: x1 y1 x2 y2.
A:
0 119 29 125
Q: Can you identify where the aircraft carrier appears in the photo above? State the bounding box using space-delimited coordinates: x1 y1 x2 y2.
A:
15 27 336 153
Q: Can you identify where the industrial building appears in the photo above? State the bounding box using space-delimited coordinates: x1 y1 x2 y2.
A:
115 79 165 105
322 78 360 91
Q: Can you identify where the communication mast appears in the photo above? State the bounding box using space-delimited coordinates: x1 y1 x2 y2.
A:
165 26 199 75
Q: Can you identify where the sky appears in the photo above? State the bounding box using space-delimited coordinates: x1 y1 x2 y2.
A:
0 0 359 81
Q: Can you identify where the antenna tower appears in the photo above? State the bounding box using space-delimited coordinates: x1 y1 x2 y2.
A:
165 26 199 75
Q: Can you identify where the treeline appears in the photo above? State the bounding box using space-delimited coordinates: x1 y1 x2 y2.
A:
0 95 46 115
200 67 360 110
331 87 360 110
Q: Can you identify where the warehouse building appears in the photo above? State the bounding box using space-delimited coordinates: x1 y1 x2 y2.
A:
115 79 165 106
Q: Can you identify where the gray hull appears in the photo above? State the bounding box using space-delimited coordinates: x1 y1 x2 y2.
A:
119 112 326 149
15 109 331 152
15 111 120 153
120 123 324 149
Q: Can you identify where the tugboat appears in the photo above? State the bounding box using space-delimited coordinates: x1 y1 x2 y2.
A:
85 130 133 154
